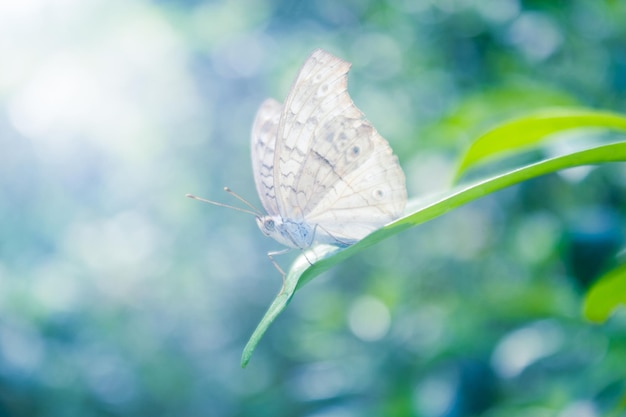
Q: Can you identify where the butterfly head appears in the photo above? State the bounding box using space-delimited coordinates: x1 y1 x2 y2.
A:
256 215 278 236
256 215 293 247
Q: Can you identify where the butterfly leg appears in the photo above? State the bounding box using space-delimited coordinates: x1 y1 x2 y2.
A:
267 248 290 280
296 224 349 268
300 250 314 266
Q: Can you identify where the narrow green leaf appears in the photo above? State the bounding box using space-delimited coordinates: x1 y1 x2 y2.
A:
241 141 626 366
240 245 340 367
454 109 626 181
583 262 626 323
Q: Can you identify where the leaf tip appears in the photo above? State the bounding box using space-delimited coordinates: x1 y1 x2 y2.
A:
240 354 251 368
240 337 257 368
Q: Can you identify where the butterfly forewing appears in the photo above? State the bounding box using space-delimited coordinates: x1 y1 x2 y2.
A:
270 49 406 243
274 50 361 219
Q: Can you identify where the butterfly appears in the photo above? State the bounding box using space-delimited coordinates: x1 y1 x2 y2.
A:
189 49 406 271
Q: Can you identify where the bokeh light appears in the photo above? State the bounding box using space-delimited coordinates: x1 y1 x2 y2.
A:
0 0 625 416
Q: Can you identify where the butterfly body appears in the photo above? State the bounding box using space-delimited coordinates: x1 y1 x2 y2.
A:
256 214 356 249
251 49 407 251
256 215 314 249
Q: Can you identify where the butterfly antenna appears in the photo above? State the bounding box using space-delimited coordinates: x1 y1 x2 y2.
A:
185 193 260 216
223 187 263 215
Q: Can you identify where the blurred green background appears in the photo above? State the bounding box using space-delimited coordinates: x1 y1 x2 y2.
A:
1 0 625 416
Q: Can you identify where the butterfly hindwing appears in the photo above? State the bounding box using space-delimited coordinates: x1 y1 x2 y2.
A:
250 98 282 216
305 132 407 242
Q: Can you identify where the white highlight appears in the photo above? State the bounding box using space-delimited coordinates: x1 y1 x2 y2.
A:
348 296 391 341
491 320 564 378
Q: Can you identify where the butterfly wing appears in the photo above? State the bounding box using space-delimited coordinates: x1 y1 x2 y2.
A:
304 128 407 243
273 49 406 242
273 49 361 220
250 98 282 216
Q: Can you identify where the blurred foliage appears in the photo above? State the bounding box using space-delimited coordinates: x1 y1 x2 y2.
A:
584 262 626 324
0 0 625 416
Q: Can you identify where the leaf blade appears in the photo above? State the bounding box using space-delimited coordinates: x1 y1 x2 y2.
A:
242 141 626 365
454 109 626 180
583 262 626 323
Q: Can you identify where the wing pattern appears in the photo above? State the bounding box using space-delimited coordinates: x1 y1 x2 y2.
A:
250 98 282 216
273 49 406 242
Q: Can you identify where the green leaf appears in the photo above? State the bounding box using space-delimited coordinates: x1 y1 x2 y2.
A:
453 109 626 181
241 141 626 367
583 262 626 323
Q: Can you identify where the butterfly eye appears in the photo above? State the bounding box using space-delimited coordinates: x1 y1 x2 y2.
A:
264 219 275 231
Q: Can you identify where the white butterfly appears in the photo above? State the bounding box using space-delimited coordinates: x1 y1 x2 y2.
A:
251 49 406 249
190 49 406 270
